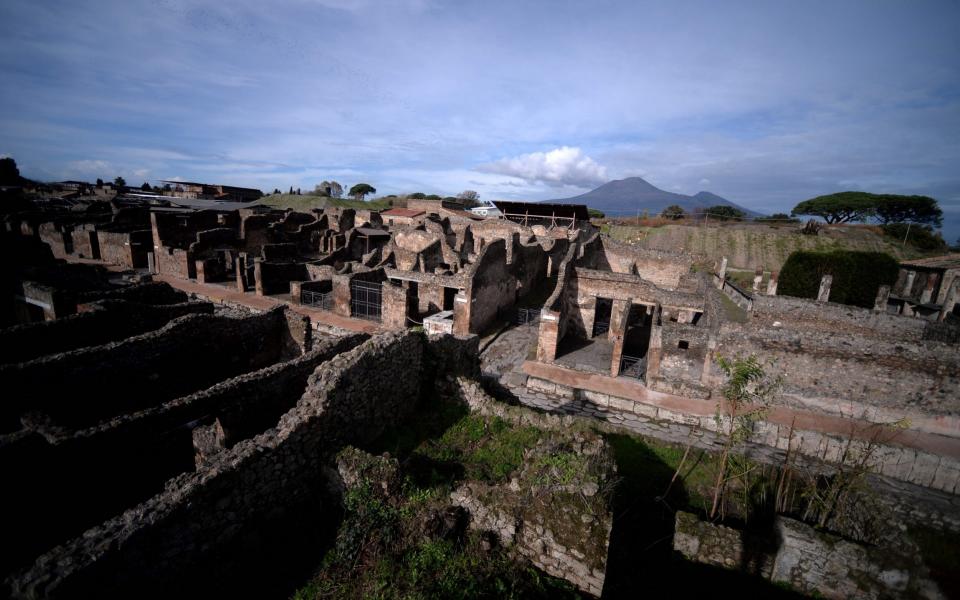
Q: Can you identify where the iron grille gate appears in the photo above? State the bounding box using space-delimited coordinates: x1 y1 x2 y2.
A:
516 307 540 325
350 279 382 322
592 320 610 336
619 355 645 379
301 290 333 310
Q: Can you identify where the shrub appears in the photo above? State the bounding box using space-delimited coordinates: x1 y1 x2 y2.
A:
881 223 948 252
778 250 899 307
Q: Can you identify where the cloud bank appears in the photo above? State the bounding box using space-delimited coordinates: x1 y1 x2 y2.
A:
478 147 608 188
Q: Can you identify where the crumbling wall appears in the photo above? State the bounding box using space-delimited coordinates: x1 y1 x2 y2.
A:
7 332 426 599
456 239 515 335
674 511 941 600
0 333 370 580
0 299 213 365
751 295 928 340
0 308 305 429
712 322 960 422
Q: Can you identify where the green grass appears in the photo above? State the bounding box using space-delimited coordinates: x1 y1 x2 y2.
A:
293 398 580 600
420 414 542 483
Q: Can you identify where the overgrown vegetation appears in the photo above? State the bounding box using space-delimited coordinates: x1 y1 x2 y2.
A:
292 397 580 600
778 249 899 307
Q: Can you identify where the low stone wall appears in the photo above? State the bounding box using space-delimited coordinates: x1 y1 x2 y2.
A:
0 307 306 430
4 332 446 599
674 511 943 599
0 333 369 579
522 373 960 497
0 299 213 365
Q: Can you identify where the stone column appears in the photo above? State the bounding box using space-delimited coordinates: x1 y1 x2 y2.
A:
766 271 778 296
752 265 763 292
609 299 631 376
939 278 960 322
817 274 833 302
716 257 728 288
873 285 890 313
903 270 916 297
919 273 939 305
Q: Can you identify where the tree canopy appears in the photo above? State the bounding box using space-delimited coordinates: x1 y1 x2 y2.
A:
457 190 482 208
705 205 745 221
314 181 343 198
791 192 875 223
349 183 376 201
660 204 686 220
0 157 21 186
113 176 126 188
792 191 943 226
140 182 151 191
873 194 942 227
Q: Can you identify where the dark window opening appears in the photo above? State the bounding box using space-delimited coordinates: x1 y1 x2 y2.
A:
678 340 689 350
443 287 457 311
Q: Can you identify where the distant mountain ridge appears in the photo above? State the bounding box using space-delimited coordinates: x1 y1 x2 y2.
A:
549 177 759 217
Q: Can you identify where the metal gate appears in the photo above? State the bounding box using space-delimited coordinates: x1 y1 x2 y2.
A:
619 355 645 379
301 290 333 310
350 279 382 322
516 307 540 325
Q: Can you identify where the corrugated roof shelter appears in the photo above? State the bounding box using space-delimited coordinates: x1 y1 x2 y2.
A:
492 201 590 227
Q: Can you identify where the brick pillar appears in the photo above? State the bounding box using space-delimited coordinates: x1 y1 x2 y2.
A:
536 309 561 362
817 274 833 302
716 257 728 288
452 290 470 336
644 305 663 381
919 273 938 304
873 285 890 313
766 271 778 296
939 278 960 322
609 299 631 376
253 259 265 296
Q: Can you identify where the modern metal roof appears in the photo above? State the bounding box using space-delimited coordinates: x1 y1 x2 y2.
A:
900 254 960 270
491 200 590 221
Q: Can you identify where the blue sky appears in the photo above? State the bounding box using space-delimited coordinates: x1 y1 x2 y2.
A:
1 0 959 240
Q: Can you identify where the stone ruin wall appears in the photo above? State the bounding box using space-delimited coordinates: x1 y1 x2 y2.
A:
0 307 309 433
0 298 213 366
5 331 444 599
673 511 942 599
0 315 366 583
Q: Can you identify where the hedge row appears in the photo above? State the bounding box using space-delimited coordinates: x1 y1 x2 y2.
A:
778 250 899 308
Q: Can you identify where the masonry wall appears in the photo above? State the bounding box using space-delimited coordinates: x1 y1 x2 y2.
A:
0 334 367 580
713 322 960 423
751 295 928 340
0 299 213 365
0 308 305 430
7 332 429 599
673 512 941 599
458 239 515 335
98 230 151 268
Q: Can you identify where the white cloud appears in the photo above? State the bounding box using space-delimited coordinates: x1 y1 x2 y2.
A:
477 147 608 188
